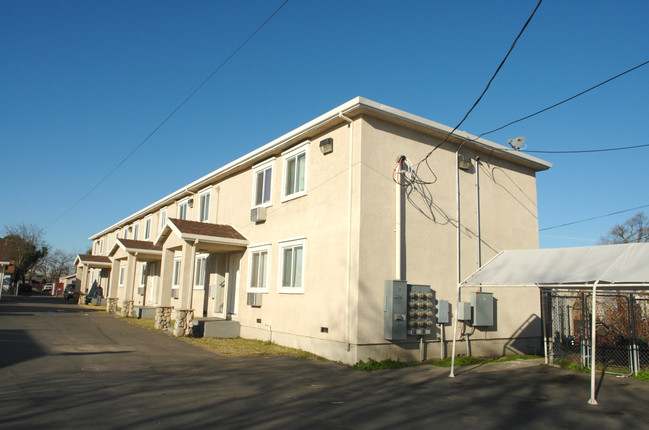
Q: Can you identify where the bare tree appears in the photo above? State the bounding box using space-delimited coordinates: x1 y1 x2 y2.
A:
3 223 48 284
599 212 649 244
35 249 76 282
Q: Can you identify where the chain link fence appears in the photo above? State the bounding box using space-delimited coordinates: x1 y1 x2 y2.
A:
542 289 649 376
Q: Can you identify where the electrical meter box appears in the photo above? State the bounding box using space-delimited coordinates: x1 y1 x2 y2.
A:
406 284 435 336
436 300 450 324
470 292 494 326
457 302 472 321
384 280 407 340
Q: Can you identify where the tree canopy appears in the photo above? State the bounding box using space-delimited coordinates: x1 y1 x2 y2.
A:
599 212 649 244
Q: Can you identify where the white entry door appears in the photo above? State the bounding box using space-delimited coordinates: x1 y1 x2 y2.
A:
146 262 158 305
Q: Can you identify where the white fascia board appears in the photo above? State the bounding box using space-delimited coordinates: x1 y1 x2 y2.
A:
89 96 551 240
181 233 249 247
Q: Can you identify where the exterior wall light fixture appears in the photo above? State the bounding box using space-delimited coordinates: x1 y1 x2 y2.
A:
188 198 194 208
319 138 333 155
458 154 471 170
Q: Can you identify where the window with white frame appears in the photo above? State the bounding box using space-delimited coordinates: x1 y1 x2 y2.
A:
198 189 211 222
133 223 139 240
278 238 305 293
144 216 152 240
247 244 270 293
140 262 148 287
252 159 274 208
106 235 111 254
282 142 308 201
172 257 181 289
177 199 189 220
159 209 167 234
118 264 126 287
194 254 207 290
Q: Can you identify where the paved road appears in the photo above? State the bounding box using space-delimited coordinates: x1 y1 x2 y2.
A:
1 295 649 429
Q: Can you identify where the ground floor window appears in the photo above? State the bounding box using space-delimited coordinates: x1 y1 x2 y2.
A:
278 238 305 294
247 245 270 293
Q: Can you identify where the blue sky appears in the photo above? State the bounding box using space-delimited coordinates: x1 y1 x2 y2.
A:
2 1 648 255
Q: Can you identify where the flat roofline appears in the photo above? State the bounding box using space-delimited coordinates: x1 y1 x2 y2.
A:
89 96 552 240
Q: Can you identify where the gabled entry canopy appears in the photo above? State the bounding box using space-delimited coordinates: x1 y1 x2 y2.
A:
108 238 162 262
74 254 112 268
462 243 649 288
154 218 248 253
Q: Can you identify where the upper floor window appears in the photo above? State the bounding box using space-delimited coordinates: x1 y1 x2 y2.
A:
177 199 189 220
247 244 270 293
198 189 211 222
144 216 152 240
133 223 139 240
159 209 167 233
278 238 305 294
282 142 308 202
252 159 274 208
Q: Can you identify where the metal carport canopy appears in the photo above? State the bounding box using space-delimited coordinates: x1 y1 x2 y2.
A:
452 242 649 406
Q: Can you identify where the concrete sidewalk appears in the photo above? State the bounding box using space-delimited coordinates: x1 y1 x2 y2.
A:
1 295 648 429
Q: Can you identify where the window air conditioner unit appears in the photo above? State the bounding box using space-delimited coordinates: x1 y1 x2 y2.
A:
250 207 267 223
247 293 262 307
171 289 179 299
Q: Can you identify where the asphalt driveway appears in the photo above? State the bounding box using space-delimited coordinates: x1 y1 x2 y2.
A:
1 295 648 429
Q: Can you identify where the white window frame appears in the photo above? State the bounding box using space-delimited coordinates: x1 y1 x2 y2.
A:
194 253 208 290
247 243 270 294
278 238 306 294
177 198 189 220
197 188 211 222
159 208 167 234
251 158 275 208
118 263 126 287
143 216 152 240
133 222 139 240
172 257 181 289
106 235 111 254
140 262 148 288
281 141 309 202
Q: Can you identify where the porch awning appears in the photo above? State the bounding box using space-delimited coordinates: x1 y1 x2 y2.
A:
108 238 162 261
461 242 649 288
154 218 248 251
74 254 112 268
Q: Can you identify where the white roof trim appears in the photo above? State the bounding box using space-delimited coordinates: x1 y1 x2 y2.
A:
90 97 552 240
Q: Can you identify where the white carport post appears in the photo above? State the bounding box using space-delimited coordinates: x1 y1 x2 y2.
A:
449 282 461 378
588 280 600 406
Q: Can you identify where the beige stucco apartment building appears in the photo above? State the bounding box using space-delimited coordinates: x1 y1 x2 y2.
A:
75 97 551 364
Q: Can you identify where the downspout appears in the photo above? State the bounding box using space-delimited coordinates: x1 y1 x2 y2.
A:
340 112 353 352
449 141 466 377
475 156 482 269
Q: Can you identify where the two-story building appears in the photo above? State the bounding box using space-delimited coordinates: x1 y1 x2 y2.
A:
76 97 551 364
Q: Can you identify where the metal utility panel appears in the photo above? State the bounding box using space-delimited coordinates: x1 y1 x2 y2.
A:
436 300 450 324
384 280 407 340
457 302 472 321
407 285 435 336
471 292 494 326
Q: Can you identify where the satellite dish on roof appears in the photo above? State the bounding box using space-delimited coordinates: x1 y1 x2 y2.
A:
507 136 526 150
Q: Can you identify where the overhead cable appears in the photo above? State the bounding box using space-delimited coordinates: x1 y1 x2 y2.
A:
480 59 649 137
539 204 649 232
415 0 543 171
45 0 291 230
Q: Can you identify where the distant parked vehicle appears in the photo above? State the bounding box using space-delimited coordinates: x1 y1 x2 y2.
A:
43 283 53 293
64 285 76 301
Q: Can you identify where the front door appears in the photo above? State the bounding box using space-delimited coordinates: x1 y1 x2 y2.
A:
212 254 227 318
145 262 158 306
226 253 242 318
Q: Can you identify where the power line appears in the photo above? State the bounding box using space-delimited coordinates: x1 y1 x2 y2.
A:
45 1 291 231
480 59 649 138
523 142 649 154
539 204 649 232
415 0 542 171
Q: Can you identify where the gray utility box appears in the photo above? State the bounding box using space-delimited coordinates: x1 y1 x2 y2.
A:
457 302 472 321
407 284 435 336
384 280 407 340
436 300 450 324
471 292 494 326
